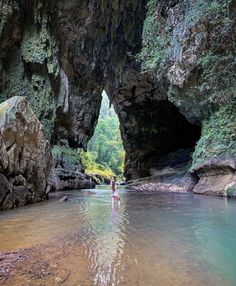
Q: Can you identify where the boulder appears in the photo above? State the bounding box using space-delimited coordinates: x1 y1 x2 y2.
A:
192 157 236 196
48 167 95 191
48 144 95 191
0 96 52 210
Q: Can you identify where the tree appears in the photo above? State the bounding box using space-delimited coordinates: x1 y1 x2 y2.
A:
81 91 125 180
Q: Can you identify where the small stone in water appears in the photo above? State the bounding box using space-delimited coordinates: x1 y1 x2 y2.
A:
55 276 63 283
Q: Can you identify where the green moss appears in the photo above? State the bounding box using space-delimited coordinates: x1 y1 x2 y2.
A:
191 104 236 169
21 28 47 64
183 0 231 27
138 0 171 79
0 48 57 139
21 14 59 78
226 186 236 197
197 51 236 108
0 11 61 140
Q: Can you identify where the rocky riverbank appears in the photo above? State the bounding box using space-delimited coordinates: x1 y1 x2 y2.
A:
0 231 93 286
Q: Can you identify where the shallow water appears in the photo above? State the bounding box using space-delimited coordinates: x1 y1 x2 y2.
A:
1 187 236 285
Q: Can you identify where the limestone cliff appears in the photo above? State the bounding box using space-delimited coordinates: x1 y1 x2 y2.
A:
137 0 236 195
1 0 236 197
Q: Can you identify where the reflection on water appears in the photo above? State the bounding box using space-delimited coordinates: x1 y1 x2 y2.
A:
1 187 236 285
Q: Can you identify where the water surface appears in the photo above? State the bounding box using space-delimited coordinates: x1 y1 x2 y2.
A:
1 187 236 285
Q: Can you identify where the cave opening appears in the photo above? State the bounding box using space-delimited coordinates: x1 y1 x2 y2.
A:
81 91 126 182
122 96 202 181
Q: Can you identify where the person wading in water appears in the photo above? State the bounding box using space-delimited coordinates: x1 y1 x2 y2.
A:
111 177 120 209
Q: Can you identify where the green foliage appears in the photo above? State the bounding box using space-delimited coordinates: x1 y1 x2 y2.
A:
183 0 231 26
81 92 125 179
52 145 80 166
226 186 236 197
197 51 236 108
138 0 171 79
191 104 236 169
80 150 115 181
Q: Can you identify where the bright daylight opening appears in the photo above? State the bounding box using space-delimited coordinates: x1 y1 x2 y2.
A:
80 91 125 184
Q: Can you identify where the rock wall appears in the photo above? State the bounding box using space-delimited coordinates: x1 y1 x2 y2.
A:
112 70 200 180
0 96 51 210
137 0 236 195
0 0 147 158
1 0 236 196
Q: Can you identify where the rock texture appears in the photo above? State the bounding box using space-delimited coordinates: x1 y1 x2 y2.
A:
113 70 200 180
134 0 236 195
128 149 198 193
0 0 236 196
48 145 95 191
0 96 51 210
192 157 236 197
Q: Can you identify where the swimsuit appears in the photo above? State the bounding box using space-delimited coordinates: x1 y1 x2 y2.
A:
112 191 120 200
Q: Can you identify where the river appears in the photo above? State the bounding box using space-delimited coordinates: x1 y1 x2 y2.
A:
1 186 236 285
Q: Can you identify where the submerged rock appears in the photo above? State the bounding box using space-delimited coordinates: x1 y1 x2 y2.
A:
58 196 68 202
0 96 52 210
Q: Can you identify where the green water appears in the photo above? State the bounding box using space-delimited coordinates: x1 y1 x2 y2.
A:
1 187 236 285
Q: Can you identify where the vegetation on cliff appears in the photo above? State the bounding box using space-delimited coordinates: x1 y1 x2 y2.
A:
192 104 236 169
139 0 236 171
138 0 170 79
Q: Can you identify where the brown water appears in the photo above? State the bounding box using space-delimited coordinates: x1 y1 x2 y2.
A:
1 187 236 286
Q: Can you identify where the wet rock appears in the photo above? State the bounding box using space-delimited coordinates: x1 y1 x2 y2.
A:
0 97 52 210
0 174 11 205
128 149 198 193
49 145 95 191
58 196 68 203
192 157 236 196
48 168 95 191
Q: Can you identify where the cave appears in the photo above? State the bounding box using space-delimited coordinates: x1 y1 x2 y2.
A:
79 83 201 182
1 1 236 283
0 0 235 199
120 99 201 181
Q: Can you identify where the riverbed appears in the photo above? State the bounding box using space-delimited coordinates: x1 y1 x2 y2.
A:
1 187 236 285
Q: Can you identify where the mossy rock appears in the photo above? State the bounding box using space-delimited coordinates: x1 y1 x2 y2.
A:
191 104 236 170
225 183 236 198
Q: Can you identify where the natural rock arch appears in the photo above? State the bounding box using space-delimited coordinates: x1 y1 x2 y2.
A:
1 0 236 196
